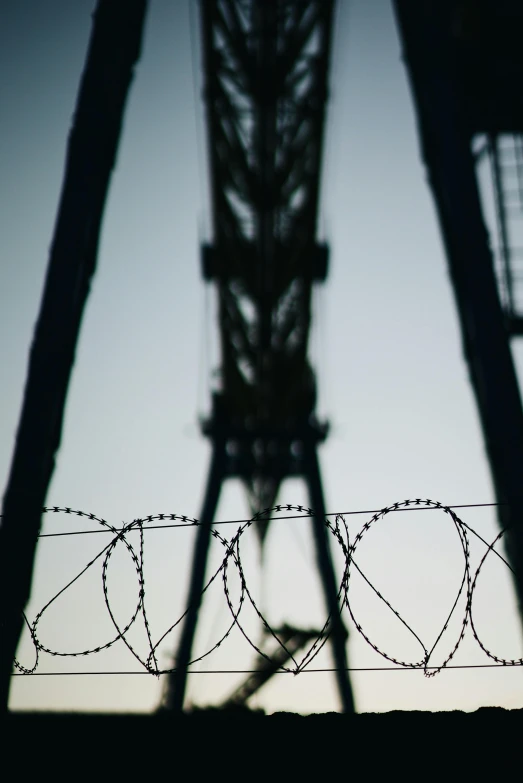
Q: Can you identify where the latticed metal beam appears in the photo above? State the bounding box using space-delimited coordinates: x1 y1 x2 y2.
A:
200 0 334 523
165 0 355 715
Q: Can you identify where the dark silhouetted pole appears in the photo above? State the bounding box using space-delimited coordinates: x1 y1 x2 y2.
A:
0 0 147 712
165 441 225 711
306 445 355 714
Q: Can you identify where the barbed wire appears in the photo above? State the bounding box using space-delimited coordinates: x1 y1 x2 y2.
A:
8 498 523 678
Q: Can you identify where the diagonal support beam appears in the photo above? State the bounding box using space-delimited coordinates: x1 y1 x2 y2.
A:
164 441 225 711
306 446 355 713
394 0 523 614
0 0 147 713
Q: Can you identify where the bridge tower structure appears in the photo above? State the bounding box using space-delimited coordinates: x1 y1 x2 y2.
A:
394 0 523 610
164 0 355 713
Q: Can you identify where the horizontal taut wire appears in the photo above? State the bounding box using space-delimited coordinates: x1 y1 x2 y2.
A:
11 663 520 677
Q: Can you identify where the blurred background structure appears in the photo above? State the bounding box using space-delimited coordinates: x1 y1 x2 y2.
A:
2 0 523 715
163 0 355 714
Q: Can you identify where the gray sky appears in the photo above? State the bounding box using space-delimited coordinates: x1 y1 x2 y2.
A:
2 0 523 714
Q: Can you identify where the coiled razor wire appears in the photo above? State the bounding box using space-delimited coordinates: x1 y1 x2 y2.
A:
9 498 523 677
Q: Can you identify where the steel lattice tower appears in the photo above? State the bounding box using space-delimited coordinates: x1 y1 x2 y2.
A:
164 0 355 713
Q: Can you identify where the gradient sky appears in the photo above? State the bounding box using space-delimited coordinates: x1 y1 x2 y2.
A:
2 0 523 714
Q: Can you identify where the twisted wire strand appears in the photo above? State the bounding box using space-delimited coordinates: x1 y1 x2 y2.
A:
7 499 523 677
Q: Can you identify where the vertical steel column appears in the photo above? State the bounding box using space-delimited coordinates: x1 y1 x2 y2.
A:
165 442 225 711
305 444 355 713
0 0 147 713
394 0 523 611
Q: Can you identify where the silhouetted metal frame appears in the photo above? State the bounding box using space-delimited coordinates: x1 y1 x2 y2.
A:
198 0 334 469
166 440 355 713
165 0 355 713
165 410 355 713
0 0 147 712
394 0 523 612
223 624 326 707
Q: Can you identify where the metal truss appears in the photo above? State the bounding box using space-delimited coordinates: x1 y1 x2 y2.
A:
164 0 355 715
200 0 334 521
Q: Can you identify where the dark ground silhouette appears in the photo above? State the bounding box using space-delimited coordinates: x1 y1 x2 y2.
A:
4 706 521 776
